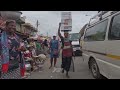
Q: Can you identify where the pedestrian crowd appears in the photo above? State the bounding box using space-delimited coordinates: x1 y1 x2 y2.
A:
0 19 50 79
0 19 74 79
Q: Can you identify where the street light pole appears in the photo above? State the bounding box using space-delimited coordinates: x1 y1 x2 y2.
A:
36 20 40 31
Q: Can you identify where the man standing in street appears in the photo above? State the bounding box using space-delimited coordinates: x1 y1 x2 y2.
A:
58 23 74 78
49 35 59 69
42 39 48 55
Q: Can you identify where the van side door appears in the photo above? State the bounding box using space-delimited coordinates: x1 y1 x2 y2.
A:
83 19 111 78
106 13 120 79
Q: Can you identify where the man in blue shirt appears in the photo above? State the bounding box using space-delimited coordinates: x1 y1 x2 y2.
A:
49 36 59 69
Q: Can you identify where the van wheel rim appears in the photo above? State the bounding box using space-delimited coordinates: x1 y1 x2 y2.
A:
91 64 98 76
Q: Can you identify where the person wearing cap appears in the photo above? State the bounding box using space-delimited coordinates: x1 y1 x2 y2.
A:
58 23 74 78
49 35 59 69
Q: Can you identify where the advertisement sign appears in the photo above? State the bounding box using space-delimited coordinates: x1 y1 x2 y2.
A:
61 12 72 31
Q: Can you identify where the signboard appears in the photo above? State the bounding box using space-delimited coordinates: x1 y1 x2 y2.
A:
61 12 71 19
61 12 72 32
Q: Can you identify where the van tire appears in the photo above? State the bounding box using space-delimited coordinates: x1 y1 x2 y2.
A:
89 58 102 79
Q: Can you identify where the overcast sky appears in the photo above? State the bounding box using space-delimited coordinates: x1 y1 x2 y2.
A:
22 11 98 36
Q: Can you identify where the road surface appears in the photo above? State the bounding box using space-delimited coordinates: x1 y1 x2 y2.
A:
27 56 94 79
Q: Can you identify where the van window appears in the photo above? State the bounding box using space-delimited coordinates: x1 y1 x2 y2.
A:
69 33 80 41
109 14 120 40
84 20 108 41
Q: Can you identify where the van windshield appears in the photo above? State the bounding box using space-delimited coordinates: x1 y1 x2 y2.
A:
69 33 80 41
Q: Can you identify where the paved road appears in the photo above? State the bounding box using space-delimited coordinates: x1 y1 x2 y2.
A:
27 55 94 79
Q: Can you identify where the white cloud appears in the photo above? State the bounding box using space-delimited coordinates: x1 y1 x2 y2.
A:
22 11 98 36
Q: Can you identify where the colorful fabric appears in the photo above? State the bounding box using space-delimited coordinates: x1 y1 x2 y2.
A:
0 30 25 78
1 31 9 73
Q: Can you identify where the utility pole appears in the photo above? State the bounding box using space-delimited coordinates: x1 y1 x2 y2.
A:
47 32 48 37
36 20 40 31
